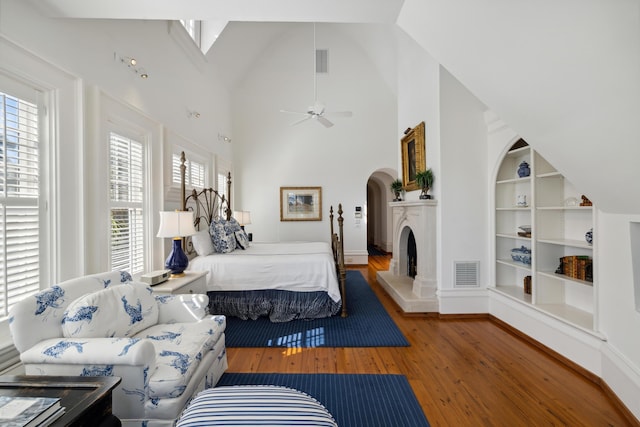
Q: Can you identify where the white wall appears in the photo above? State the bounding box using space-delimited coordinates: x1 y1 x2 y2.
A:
597 212 640 416
230 23 397 258
438 67 489 308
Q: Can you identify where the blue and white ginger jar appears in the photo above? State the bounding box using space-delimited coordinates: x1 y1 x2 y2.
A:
517 161 530 178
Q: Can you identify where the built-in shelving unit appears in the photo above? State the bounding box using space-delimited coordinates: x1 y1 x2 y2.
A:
493 140 598 335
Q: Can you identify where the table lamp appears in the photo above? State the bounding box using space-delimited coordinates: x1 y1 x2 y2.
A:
156 210 196 277
233 210 252 230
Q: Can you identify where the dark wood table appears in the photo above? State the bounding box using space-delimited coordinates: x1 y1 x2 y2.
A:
0 375 121 426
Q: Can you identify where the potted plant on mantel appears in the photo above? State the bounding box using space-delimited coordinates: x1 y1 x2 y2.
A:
416 168 434 199
390 179 404 201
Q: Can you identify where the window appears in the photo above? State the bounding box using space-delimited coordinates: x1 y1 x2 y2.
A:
109 132 145 275
0 91 40 318
180 19 201 48
217 171 229 218
172 153 205 189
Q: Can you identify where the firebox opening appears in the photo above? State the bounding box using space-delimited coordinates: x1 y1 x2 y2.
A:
407 230 417 278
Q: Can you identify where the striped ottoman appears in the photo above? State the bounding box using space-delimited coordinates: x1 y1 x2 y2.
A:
177 385 338 426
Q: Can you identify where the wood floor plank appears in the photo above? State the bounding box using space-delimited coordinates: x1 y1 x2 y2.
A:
225 255 636 426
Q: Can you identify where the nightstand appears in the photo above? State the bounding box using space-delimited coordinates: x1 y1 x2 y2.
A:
151 271 207 295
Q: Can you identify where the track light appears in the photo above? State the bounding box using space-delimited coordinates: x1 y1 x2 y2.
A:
115 52 149 79
218 133 231 143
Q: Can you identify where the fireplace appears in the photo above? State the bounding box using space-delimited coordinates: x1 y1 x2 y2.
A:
376 200 438 312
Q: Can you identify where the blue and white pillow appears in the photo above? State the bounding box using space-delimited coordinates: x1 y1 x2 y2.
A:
235 230 250 249
210 219 236 253
224 218 249 249
61 283 158 338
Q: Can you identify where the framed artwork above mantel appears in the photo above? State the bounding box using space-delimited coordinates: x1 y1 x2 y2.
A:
401 121 426 191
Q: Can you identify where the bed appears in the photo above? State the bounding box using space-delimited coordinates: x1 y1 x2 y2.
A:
178 152 347 322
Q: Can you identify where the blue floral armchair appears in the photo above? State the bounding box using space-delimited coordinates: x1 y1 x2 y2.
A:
9 271 227 427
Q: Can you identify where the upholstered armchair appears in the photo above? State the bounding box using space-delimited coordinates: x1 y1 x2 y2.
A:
9 271 228 427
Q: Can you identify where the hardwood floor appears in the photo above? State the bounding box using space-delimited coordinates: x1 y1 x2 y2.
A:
226 255 636 426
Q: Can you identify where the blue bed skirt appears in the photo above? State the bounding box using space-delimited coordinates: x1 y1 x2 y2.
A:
207 289 341 322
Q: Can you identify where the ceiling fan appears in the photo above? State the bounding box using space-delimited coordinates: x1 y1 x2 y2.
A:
280 23 353 128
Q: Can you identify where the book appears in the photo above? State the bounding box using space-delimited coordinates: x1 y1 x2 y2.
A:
0 396 63 427
33 406 65 427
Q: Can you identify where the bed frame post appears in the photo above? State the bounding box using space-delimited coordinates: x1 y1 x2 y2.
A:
337 204 347 317
330 204 347 317
226 172 232 220
180 151 187 211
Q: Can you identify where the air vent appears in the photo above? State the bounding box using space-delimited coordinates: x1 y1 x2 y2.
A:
316 49 328 74
454 261 480 288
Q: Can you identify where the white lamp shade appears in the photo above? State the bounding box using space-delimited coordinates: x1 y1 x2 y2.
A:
233 210 252 226
156 211 197 238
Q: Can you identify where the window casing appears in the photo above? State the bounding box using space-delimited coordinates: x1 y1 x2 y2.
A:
0 91 40 318
109 132 145 275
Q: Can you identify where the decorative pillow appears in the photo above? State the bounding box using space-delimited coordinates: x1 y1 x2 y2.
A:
191 229 215 256
209 219 235 253
62 283 159 338
235 230 250 249
224 217 242 234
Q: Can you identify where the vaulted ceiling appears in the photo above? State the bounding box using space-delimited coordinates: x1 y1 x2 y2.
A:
33 0 640 214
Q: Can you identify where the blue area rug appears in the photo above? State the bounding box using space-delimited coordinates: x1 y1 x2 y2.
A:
224 270 409 347
217 373 430 427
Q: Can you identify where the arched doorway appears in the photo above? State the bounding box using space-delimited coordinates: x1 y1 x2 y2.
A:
366 169 397 255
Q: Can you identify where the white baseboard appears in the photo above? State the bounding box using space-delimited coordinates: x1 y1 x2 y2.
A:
489 290 604 375
601 344 640 421
438 288 489 314
344 250 368 265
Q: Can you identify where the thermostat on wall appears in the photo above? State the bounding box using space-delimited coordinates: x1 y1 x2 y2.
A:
140 269 171 286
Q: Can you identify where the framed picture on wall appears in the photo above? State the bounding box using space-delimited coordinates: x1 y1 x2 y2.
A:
401 121 426 191
280 186 322 221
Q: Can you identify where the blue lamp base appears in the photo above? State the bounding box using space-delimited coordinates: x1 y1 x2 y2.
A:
165 238 189 277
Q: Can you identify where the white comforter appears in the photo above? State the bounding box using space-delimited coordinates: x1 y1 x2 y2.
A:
188 241 341 302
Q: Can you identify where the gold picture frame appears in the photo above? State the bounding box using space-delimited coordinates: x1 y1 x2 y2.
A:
280 186 322 221
401 121 426 191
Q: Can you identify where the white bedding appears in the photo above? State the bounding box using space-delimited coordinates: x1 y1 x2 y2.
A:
188 241 341 302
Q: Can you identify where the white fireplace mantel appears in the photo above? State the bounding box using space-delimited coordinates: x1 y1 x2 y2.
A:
377 199 439 312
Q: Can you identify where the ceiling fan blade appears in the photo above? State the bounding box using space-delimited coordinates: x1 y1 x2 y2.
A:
325 111 353 117
280 109 308 116
316 116 334 128
290 115 313 126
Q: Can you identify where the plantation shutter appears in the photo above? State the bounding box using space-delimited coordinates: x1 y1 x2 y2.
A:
172 153 205 189
109 132 145 274
0 91 40 317
217 172 228 218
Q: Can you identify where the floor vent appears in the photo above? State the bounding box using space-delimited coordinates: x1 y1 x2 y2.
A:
454 261 480 288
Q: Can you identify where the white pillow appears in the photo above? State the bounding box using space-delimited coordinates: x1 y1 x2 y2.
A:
62 283 159 338
191 229 215 256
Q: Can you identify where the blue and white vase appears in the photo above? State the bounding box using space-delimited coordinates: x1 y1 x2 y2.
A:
585 228 593 245
518 161 530 178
